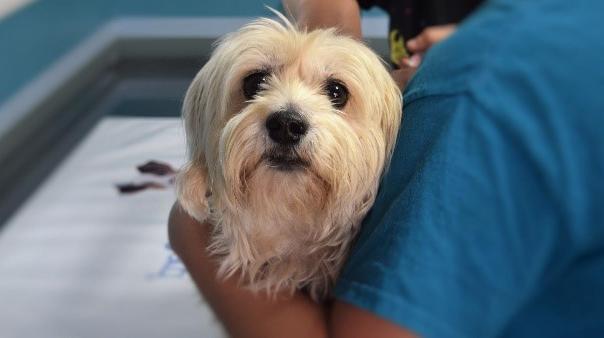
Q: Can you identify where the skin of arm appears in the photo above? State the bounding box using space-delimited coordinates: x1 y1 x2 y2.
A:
406 24 457 55
168 202 416 338
282 0 363 39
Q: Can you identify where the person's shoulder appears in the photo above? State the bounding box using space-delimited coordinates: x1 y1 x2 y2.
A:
403 1 517 102
407 0 604 107
398 0 604 252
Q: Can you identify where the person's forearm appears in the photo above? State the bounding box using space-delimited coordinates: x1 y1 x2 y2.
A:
282 0 362 39
168 204 328 338
169 203 417 338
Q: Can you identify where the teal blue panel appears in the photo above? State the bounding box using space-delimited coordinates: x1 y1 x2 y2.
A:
0 0 283 106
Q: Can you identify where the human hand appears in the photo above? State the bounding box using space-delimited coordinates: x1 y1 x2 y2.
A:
406 24 457 55
391 24 457 90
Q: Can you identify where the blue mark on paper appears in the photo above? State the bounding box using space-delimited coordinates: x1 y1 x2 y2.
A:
147 243 187 279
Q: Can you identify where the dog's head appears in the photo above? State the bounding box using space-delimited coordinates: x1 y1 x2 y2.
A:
177 16 401 239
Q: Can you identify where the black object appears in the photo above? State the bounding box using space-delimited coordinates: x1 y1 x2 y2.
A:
265 110 309 145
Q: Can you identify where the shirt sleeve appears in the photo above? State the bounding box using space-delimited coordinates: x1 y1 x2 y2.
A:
334 93 564 338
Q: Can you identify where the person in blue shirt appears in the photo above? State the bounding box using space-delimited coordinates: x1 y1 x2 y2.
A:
168 0 604 337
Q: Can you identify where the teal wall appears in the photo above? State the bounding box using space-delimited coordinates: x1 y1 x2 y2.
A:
0 0 283 106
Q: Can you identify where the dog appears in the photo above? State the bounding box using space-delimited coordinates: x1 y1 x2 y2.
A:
176 13 402 300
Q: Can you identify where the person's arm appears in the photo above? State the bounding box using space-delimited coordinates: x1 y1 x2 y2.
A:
283 0 362 39
168 203 416 338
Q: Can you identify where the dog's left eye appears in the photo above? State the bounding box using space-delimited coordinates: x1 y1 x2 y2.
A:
243 71 269 100
324 79 349 109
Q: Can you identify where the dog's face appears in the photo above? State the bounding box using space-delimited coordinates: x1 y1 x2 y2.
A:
177 17 401 296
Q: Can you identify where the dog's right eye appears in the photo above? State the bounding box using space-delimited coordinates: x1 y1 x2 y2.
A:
243 71 269 100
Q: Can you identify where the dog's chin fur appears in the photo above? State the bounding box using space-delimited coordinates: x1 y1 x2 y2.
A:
176 12 402 300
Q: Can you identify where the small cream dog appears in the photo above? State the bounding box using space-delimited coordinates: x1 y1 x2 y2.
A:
176 14 401 300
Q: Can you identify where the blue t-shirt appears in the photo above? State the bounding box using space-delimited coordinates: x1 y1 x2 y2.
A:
334 0 604 337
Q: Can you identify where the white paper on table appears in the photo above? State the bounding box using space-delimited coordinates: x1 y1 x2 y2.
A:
0 117 225 338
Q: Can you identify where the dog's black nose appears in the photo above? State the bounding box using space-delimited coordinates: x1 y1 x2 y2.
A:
265 110 308 145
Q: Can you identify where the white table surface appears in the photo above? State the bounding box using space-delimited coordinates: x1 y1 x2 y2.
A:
0 117 225 338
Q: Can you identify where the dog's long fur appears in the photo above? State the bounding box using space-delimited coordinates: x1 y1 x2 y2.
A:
176 14 402 300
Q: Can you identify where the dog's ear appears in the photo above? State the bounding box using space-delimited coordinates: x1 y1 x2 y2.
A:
176 72 209 222
177 56 219 223
176 162 210 222
379 76 403 161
